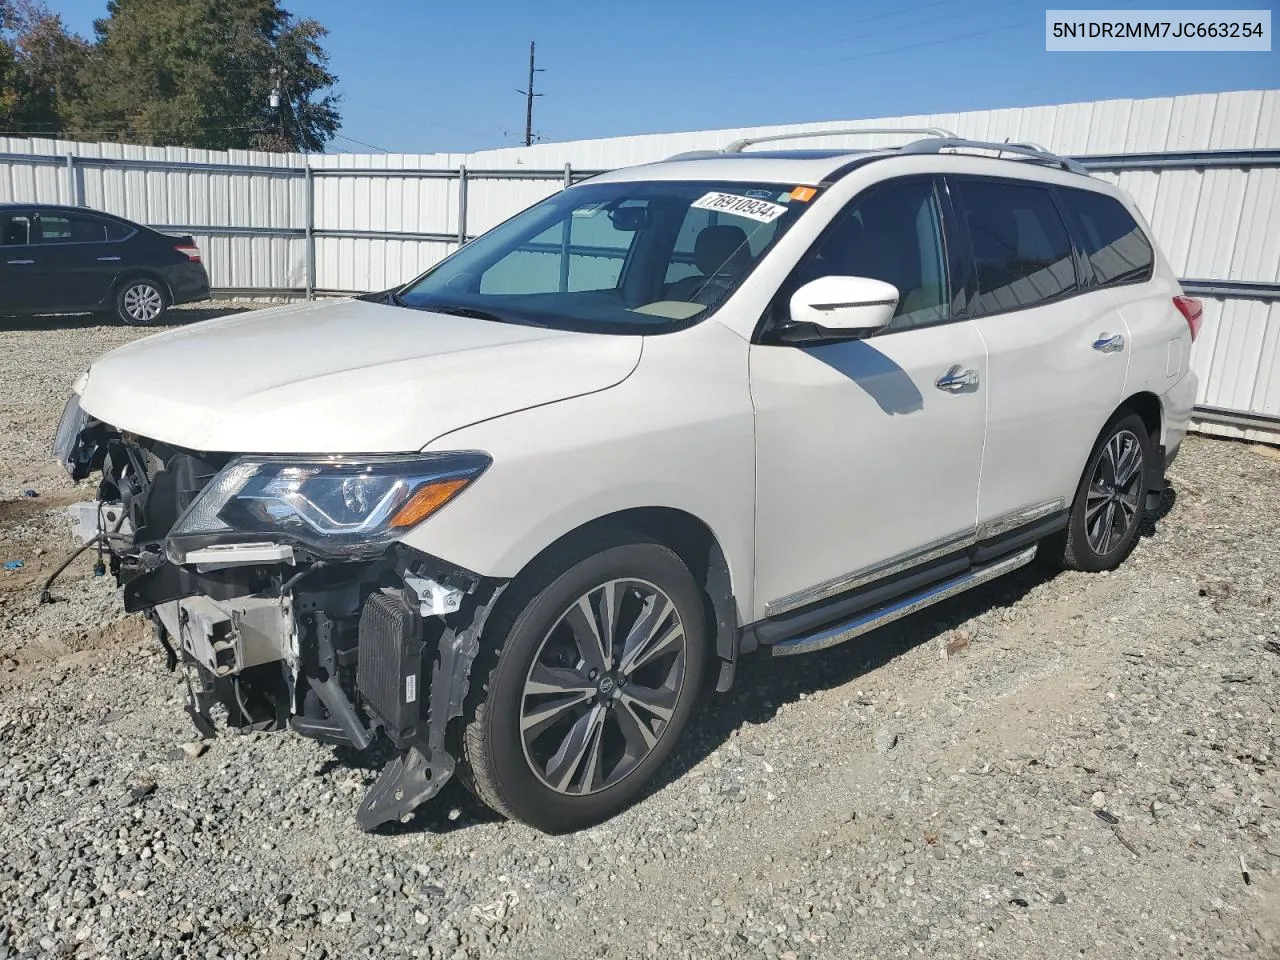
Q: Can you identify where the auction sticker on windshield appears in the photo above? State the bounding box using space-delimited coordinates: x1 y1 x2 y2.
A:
691 192 789 223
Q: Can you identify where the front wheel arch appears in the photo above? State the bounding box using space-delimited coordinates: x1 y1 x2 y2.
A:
501 508 740 689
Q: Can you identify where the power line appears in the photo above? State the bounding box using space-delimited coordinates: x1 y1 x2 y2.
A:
736 0 1150 80
800 0 1028 50
0 123 270 137
341 95 492 140
330 132 390 153
725 16 1034 82
799 0 980 48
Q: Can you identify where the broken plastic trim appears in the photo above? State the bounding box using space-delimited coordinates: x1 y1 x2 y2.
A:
356 580 507 830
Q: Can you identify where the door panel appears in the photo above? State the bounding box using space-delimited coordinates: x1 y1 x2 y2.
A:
749 176 986 623
972 292 1130 523
949 177 1131 525
750 325 988 620
31 212 125 309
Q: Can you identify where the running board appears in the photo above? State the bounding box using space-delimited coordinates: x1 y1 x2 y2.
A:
770 545 1037 657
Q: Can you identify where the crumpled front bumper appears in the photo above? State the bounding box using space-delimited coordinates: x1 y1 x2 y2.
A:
64 494 505 831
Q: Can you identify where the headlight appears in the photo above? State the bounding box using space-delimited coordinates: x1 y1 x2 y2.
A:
166 452 490 561
51 394 88 476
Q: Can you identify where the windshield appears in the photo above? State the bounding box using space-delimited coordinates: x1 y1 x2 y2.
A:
394 179 819 334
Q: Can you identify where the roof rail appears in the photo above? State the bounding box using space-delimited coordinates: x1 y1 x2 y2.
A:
663 150 724 161
723 126 959 153
901 137 1090 175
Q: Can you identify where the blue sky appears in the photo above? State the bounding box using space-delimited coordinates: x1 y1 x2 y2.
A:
50 0 1279 154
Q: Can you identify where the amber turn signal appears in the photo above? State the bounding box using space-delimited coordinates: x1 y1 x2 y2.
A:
389 478 471 528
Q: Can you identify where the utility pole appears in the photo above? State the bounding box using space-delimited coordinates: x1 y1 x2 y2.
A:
516 41 544 147
269 65 288 148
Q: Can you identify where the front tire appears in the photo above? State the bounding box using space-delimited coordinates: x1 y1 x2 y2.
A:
1057 411 1154 572
115 278 168 326
461 536 706 833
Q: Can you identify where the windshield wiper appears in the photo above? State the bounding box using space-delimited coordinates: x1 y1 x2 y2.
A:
409 302 548 327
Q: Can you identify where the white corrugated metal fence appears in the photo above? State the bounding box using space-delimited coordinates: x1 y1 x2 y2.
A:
1 90 1278 440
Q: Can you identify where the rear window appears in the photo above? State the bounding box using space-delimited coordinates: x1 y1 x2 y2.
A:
104 220 134 242
954 179 1079 316
1061 188 1154 286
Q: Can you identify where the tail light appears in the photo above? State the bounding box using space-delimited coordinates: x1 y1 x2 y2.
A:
1172 295 1202 341
175 244 201 262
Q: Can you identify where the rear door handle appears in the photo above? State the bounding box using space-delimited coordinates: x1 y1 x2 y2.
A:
1093 333 1125 353
6 259 34 265
935 365 980 392
96 256 121 262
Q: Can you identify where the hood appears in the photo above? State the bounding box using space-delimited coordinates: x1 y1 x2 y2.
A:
77 298 643 453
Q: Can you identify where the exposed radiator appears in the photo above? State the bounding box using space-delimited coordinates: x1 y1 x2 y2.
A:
356 590 425 744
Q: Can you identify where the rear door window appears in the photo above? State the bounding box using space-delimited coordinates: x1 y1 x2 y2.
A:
953 179 1078 316
103 219 135 242
1061 188 1154 286
34 212 114 244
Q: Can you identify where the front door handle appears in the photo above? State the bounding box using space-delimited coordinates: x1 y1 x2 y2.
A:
935 365 980 392
6 259 34 265
96 256 121 262
1092 333 1125 353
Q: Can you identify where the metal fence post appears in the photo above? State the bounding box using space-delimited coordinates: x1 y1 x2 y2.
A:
65 154 80 206
303 162 315 300
457 165 468 247
563 162 572 188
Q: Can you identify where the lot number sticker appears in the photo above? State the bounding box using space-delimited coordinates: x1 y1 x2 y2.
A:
691 191 789 223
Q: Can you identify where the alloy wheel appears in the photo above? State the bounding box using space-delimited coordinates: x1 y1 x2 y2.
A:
519 579 687 796
1084 428 1144 555
122 282 164 323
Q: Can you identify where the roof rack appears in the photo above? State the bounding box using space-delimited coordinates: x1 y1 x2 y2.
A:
722 126 959 153
900 137 1090 175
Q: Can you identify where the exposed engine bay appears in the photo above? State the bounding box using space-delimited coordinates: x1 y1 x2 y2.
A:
51 396 504 830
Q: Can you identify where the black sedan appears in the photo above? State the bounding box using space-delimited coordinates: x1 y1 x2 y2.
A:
0 204 210 325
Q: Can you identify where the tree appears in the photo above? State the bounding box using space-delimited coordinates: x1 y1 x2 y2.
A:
0 3 17 127
63 0 339 152
251 17 340 152
0 0 89 136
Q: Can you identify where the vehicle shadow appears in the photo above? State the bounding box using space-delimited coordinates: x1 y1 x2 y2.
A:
0 304 254 331
646 479 1179 800
349 481 1178 836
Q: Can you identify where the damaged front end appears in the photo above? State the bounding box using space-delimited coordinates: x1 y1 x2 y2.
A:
51 394 501 830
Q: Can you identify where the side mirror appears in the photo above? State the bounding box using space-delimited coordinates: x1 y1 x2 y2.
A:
781 276 899 343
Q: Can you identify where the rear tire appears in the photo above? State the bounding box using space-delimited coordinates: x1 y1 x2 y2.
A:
115 278 168 326
1055 411 1154 572
460 535 706 833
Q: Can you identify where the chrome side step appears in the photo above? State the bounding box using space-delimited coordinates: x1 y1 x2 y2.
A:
770 545 1037 657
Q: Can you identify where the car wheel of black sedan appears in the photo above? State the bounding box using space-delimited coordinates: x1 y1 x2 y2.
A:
115 278 168 326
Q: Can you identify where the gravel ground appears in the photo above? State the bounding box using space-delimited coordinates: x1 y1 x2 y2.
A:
1 308 1278 960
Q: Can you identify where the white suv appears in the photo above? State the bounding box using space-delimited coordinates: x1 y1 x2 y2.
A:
52 130 1200 832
